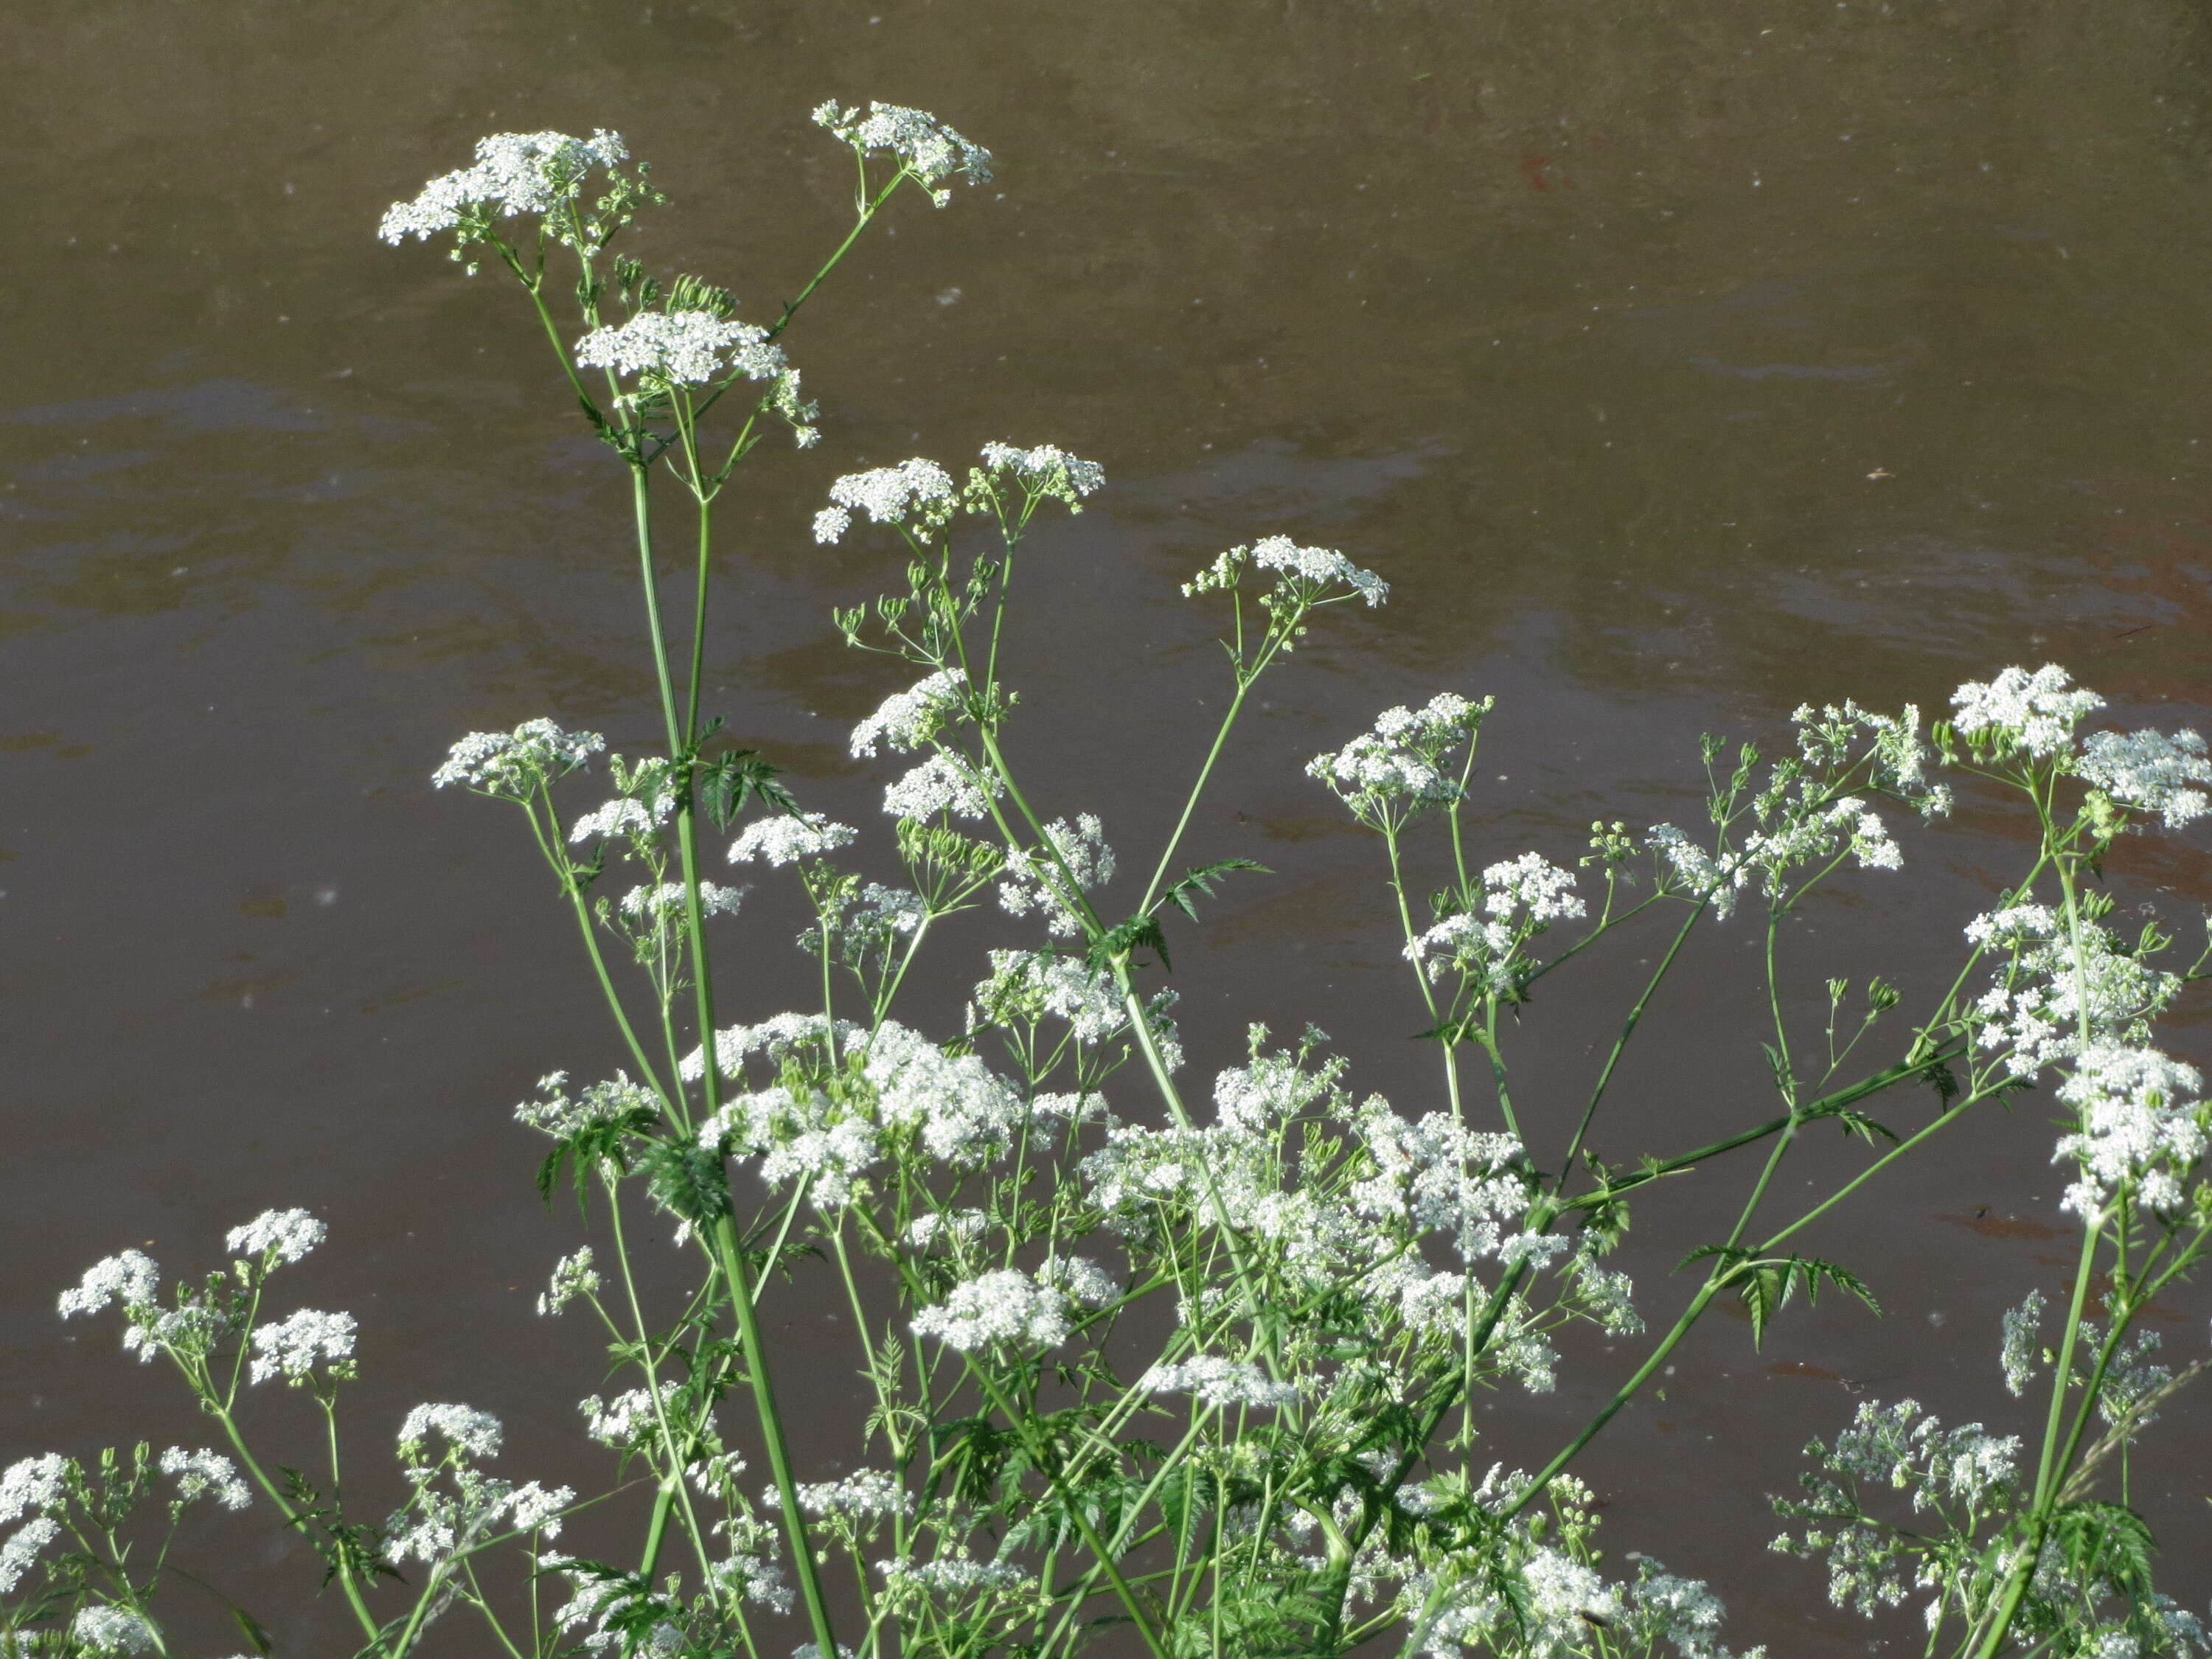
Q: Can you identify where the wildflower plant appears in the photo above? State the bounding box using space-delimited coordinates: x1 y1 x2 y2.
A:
18 98 2212 1659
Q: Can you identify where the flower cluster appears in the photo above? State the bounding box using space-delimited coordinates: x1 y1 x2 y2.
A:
2053 1042 2206 1215
977 441 1105 505
1 1454 67 1594
1140 1355 1300 1411
812 100 994 201
1308 692 1491 824
883 751 999 821
1964 905 2180 1077
514 1071 656 1138
399 1402 506 1464
794 1468 914 1522
849 668 970 757
2079 726 2212 830
158 1447 251 1511
248 1308 358 1387
728 811 858 866
974 949 1126 1044
574 309 785 389
1951 664 2106 759
815 458 959 544
378 129 631 246
432 718 604 799
1183 535 1390 609
911 1261 1107 1352
224 1208 326 1265
1405 852 1584 987
998 813 1114 936
1791 699 1953 818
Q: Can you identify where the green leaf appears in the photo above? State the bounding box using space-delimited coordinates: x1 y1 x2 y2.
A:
1091 914 1172 974
1161 857 1270 923
700 747 798 830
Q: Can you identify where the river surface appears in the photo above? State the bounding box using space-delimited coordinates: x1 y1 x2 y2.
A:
8 2 2212 1652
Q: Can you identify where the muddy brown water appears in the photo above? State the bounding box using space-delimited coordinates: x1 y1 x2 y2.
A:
8 2 2212 1652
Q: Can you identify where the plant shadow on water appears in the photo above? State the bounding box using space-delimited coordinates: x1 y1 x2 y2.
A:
6 3 2212 1655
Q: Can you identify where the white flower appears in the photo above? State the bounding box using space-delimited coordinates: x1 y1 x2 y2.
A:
978 441 1105 502
913 1266 1077 1352
619 881 743 922
814 458 959 544
1483 852 1584 924
1183 535 1389 608
2079 727 2212 829
998 814 1114 936
975 950 1125 1043
248 1308 357 1386
1964 906 2180 1077
580 1388 658 1449
1140 1355 1299 1410
70 1606 158 1656
863 1021 1025 1166
2053 1043 2206 1215
2000 1289 2046 1397
794 1468 914 1521
0 1454 66 1593
159 1447 251 1510
574 309 783 389
1645 823 1742 917
686 1012 860 1082
224 1208 326 1265
850 668 969 757
0 1454 68 1525
58 1251 160 1319
378 129 630 244
813 100 993 199
883 751 999 820
1950 664 2104 758
569 797 658 843
0 1514 57 1593
433 718 604 796
728 812 857 866
1307 693 1489 819
539 1248 602 1317
515 1071 655 1137
400 1402 505 1462
902 1208 988 1251
879 1557 1029 1596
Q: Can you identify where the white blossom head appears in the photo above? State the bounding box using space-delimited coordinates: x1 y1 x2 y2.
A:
813 100 992 203
883 751 1000 821
911 1265 1077 1352
538 1248 602 1317
1140 1355 1299 1411
225 1208 327 1267
814 459 959 544
247 1308 358 1387
2053 1043 2206 1216
2078 727 2212 830
574 309 778 389
58 1251 160 1321
398 1402 505 1464
1308 692 1490 823
1950 664 2104 759
159 1447 251 1511
975 442 1105 510
378 129 635 254
727 811 857 867
1183 535 1389 614
850 668 970 757
432 718 603 799
69 1607 158 1657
